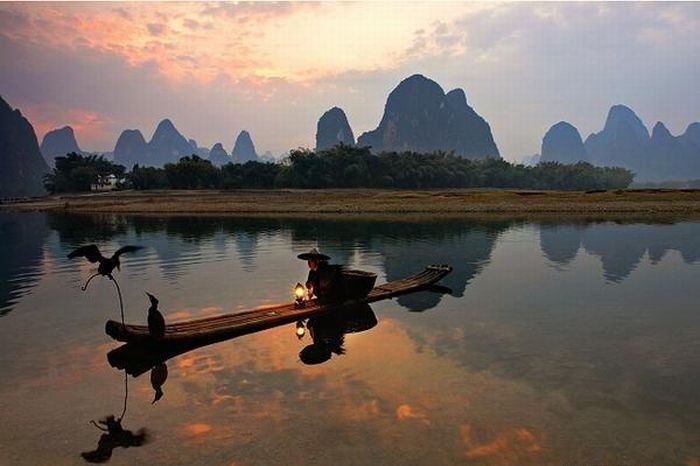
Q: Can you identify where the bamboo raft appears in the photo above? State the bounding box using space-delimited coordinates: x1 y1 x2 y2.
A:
105 265 452 346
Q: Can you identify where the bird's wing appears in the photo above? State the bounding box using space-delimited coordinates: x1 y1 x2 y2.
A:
67 245 103 263
114 245 144 258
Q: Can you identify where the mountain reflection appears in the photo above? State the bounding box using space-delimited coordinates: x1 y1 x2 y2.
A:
2 213 700 318
539 221 700 281
0 212 48 316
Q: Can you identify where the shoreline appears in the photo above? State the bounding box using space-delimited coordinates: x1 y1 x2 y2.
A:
3 188 700 219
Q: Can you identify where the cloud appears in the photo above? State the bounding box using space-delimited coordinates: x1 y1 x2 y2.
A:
146 22 166 36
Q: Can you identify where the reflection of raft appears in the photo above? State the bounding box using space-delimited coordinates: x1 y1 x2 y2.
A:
105 265 452 346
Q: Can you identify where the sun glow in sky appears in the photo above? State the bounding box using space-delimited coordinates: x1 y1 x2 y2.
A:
1 2 698 160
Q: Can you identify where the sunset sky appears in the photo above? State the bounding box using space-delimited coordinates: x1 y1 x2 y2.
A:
1 1 698 161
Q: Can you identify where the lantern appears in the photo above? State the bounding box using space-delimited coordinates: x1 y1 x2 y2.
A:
294 282 305 308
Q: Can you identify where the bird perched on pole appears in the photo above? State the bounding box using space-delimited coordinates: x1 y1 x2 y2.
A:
145 292 166 339
67 244 143 288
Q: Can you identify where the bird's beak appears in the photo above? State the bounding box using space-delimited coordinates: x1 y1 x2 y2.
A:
152 389 163 404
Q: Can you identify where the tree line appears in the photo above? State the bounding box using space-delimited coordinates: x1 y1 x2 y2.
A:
43 145 634 193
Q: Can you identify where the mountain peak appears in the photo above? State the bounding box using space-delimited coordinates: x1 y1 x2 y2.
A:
357 74 498 158
446 88 467 106
682 122 700 147
113 129 148 168
231 130 258 162
155 118 175 131
604 105 648 137
40 125 82 166
148 118 192 166
208 142 230 166
540 121 587 163
316 107 355 150
651 121 672 140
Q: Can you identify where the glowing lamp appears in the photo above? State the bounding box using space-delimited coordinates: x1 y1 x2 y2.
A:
294 282 305 307
295 320 306 339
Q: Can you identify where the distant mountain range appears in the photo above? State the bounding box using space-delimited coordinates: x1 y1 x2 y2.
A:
3 73 700 197
539 105 700 181
314 74 499 159
112 120 261 168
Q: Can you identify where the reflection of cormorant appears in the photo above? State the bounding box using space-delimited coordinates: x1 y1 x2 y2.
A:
81 415 149 463
81 371 148 463
299 304 377 365
145 292 165 339
150 363 168 404
67 244 143 287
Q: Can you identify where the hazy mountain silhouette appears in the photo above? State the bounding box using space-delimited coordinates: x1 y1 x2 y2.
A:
357 74 499 158
316 107 355 150
585 105 650 173
0 96 49 197
208 142 230 166
231 130 258 162
147 119 193 166
40 125 82 167
188 138 210 158
540 121 588 163
114 120 196 168
113 129 148 169
537 106 700 181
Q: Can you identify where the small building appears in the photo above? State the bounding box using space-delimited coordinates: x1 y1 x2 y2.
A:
91 174 120 191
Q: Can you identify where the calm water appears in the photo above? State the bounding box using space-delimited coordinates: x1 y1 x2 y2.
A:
0 213 698 465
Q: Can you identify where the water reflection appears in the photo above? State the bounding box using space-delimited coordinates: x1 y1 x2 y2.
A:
540 221 700 281
1 212 698 465
0 212 48 315
82 372 150 463
300 303 377 365
81 415 149 463
2 213 700 318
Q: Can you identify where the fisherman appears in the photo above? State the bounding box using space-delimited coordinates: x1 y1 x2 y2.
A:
298 248 343 303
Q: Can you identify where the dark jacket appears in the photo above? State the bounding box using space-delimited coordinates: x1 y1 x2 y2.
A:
306 261 343 303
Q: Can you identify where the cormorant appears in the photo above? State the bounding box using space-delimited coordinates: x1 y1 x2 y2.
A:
145 292 166 339
67 244 143 286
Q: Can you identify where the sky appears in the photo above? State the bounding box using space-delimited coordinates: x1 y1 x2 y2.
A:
0 1 699 161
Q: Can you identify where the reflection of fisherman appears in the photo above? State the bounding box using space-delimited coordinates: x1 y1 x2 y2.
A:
81 415 149 463
298 248 343 303
299 303 378 365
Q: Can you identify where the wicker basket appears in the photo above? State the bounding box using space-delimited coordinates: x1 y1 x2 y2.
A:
342 270 377 299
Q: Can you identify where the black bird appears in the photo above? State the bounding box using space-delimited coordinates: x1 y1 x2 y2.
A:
145 292 165 339
67 244 143 278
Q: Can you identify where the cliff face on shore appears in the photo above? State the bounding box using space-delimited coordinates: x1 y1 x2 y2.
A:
0 96 49 197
